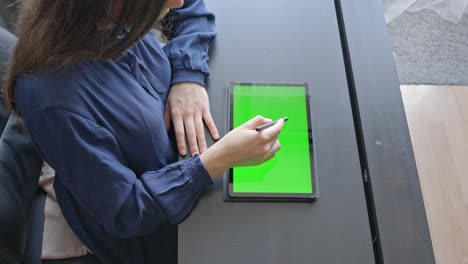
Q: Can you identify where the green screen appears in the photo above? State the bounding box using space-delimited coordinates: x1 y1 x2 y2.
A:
232 84 313 194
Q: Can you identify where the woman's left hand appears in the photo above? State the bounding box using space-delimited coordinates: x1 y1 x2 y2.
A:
164 82 220 156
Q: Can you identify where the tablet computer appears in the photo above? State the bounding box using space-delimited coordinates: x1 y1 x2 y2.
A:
225 82 318 202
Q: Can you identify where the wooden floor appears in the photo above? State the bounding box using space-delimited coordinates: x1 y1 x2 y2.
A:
401 85 468 264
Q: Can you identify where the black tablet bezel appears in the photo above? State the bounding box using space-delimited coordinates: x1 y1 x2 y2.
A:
225 82 318 202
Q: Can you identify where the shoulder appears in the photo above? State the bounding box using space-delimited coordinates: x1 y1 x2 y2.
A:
15 60 119 120
15 63 84 114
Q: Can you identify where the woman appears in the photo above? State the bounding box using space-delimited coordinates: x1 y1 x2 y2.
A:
3 0 283 263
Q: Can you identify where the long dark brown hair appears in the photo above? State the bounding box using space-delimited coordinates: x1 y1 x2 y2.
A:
2 0 167 114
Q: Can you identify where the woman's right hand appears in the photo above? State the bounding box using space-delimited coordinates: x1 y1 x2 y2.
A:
200 116 284 178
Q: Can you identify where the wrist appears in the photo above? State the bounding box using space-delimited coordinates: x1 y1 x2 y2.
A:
199 143 232 179
171 69 207 87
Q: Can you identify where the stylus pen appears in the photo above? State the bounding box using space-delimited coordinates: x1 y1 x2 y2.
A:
255 117 288 132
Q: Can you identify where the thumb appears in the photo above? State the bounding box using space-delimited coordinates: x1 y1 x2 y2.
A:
242 115 272 130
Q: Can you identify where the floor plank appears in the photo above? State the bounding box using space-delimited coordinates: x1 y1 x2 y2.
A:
401 85 468 264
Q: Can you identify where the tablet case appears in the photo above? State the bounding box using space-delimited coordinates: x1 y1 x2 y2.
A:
223 82 319 202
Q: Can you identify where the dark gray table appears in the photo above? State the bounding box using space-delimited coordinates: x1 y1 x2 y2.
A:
178 0 375 263
336 1 435 263
178 0 435 263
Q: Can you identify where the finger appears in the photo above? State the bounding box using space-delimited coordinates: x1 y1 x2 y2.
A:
265 140 281 161
184 117 199 156
164 103 171 131
270 140 281 153
195 115 207 153
203 110 219 140
172 116 187 156
260 119 284 140
242 115 273 130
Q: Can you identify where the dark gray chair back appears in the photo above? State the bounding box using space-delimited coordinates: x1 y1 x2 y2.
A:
0 26 14 133
0 26 44 264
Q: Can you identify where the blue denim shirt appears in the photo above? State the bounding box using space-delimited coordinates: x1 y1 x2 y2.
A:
15 0 215 262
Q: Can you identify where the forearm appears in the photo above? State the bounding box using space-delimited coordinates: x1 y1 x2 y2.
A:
162 0 216 86
102 156 213 238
